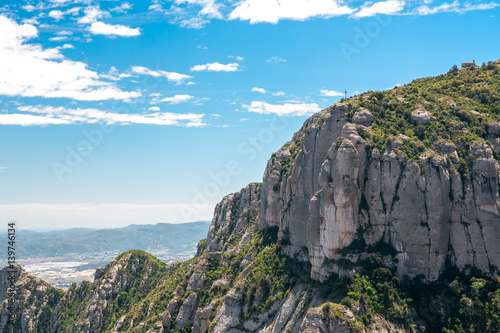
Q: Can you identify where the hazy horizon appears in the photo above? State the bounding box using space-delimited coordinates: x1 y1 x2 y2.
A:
0 0 499 230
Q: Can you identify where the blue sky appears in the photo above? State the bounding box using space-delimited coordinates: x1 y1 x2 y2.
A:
0 0 499 230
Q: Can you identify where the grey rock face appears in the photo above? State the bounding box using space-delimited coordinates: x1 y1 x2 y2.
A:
258 103 500 281
352 107 374 126
411 107 433 124
174 292 198 331
207 183 261 253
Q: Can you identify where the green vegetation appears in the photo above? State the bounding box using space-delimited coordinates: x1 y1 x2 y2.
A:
8 61 500 333
343 61 500 169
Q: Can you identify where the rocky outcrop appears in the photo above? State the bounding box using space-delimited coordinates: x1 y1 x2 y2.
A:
0 266 63 333
207 183 261 254
258 102 500 282
411 107 433 124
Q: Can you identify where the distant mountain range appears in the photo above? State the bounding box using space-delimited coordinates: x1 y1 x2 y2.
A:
7 221 210 258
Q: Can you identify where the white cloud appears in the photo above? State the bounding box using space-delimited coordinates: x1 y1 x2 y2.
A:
229 55 244 61
131 66 192 83
59 43 74 49
3 105 206 127
48 7 82 21
266 56 287 63
320 89 343 97
48 10 65 20
149 106 160 111
272 91 285 96
56 30 73 36
0 113 72 125
187 81 196 85
161 94 194 104
111 2 132 13
48 36 68 41
251 87 266 93
100 66 133 81
179 17 210 28
230 0 354 23
23 5 36 12
176 0 223 19
353 0 405 18
0 15 140 101
89 22 141 37
0 167 7 171
190 62 239 72
242 101 321 116
413 1 499 15
149 3 163 11
77 5 109 24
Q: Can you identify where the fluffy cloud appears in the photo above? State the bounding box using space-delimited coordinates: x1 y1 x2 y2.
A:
131 66 192 83
77 5 109 24
0 105 206 127
89 22 141 37
251 87 266 93
353 0 405 18
320 89 343 97
242 101 321 116
111 3 132 13
175 0 223 19
229 0 353 23
48 10 65 20
0 15 140 101
190 62 239 72
161 94 194 104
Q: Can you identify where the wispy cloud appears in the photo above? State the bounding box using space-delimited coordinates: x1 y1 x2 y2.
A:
0 105 206 127
161 94 194 104
110 3 132 13
155 0 500 27
251 87 266 93
190 62 239 72
77 5 109 24
0 15 141 101
413 1 500 15
266 56 287 63
242 101 321 116
229 55 244 61
89 22 141 37
131 66 192 83
353 0 405 18
320 89 343 97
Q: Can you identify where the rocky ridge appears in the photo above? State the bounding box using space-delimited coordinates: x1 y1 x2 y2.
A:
3 61 500 333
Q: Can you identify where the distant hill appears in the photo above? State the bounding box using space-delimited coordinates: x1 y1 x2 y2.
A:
7 221 210 258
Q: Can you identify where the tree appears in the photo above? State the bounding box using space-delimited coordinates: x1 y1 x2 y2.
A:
449 64 459 73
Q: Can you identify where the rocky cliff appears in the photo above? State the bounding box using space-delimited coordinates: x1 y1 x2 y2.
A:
259 63 500 282
3 61 500 333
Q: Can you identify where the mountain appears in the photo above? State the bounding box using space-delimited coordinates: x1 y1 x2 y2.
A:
2 60 500 333
6 221 210 259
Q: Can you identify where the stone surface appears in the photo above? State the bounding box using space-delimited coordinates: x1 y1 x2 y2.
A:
411 108 433 124
352 107 374 126
257 103 500 281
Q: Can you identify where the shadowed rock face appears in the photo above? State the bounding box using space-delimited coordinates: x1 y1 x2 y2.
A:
258 103 500 282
